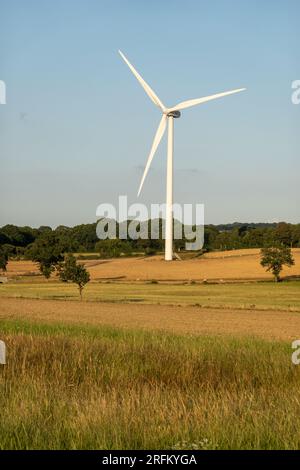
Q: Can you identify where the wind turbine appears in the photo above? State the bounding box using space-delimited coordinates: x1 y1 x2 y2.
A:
119 50 246 261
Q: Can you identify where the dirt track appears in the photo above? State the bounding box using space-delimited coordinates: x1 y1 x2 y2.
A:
1 297 300 341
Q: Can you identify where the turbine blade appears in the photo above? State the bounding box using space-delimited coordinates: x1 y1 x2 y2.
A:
119 50 165 111
138 115 167 196
169 88 246 112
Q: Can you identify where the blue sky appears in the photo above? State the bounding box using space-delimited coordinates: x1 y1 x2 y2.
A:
0 0 299 227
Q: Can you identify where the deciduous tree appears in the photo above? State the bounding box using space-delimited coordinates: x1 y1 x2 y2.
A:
260 246 294 282
59 254 90 300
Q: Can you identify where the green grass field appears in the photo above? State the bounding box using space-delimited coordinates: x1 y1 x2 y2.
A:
1 279 300 311
1 319 300 450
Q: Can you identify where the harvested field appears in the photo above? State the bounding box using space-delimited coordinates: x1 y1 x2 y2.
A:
1 297 300 341
83 248 300 281
6 260 40 277
7 249 300 281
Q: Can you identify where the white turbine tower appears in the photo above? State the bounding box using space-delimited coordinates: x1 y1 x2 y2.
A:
119 50 246 261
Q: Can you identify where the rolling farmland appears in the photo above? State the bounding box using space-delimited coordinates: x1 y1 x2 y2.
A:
5 248 300 281
1 249 300 449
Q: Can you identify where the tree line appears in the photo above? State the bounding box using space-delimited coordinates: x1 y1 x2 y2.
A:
0 221 299 260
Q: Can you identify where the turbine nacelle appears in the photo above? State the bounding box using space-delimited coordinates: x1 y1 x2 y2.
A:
166 110 181 118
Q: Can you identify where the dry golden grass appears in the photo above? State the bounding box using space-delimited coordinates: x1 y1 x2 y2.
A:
1 296 300 342
1 322 300 449
7 249 300 281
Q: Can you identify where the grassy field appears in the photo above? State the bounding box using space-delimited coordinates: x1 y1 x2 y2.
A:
1 279 300 311
1 319 300 450
1 252 300 449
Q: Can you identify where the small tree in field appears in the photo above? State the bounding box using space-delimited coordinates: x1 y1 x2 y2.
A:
59 254 90 300
260 246 294 282
0 247 8 272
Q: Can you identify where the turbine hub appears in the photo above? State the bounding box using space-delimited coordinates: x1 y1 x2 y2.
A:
167 110 181 118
